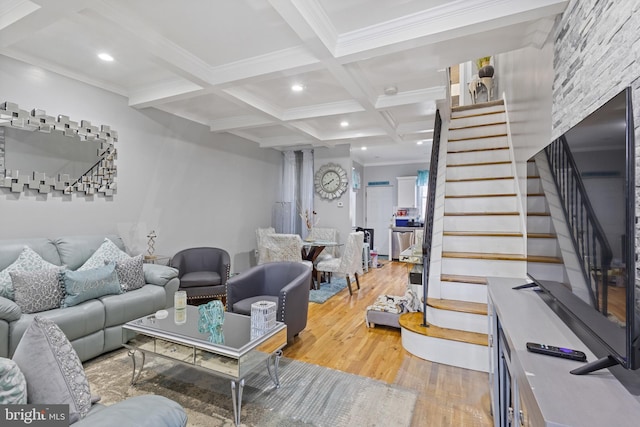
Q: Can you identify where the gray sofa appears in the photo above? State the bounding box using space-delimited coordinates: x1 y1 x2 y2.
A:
0 234 180 361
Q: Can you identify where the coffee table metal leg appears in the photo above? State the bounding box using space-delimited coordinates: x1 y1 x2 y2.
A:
127 349 145 385
266 349 283 388
230 378 245 426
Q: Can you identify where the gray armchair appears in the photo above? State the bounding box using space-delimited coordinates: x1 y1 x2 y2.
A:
169 247 230 304
226 262 311 342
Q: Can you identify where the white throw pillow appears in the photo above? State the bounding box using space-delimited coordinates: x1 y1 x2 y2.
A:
0 247 58 300
78 238 129 271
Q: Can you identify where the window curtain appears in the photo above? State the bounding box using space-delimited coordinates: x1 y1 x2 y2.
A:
282 151 297 233
299 149 314 240
352 168 361 190
417 169 429 186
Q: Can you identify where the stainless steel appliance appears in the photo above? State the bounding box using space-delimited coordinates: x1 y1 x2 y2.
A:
391 229 414 260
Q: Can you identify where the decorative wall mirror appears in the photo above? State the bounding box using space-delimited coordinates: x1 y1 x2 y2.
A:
0 101 117 196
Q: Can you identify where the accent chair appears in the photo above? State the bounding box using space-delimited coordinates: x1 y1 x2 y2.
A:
169 247 230 304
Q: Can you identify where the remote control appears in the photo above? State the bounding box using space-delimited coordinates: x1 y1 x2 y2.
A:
512 282 538 290
526 342 587 362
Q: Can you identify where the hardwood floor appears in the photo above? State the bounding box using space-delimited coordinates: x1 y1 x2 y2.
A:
283 260 493 427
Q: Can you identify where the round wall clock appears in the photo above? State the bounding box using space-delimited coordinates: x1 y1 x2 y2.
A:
315 163 349 200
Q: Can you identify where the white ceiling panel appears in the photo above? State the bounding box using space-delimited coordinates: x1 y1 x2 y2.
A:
0 0 568 165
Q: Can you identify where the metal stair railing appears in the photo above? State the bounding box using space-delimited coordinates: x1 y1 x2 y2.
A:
544 135 612 314
421 109 442 326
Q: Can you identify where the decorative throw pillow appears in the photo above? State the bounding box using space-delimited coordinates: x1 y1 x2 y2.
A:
10 267 66 314
0 357 27 404
61 263 121 307
77 238 129 271
12 316 92 423
0 246 58 300
109 254 145 292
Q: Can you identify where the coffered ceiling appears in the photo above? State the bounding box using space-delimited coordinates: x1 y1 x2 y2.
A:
0 0 567 165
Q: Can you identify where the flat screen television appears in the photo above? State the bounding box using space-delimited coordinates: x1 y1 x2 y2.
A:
526 87 639 390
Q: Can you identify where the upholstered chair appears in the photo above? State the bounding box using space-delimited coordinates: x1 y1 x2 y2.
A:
315 231 364 295
258 234 312 267
226 262 311 342
169 247 230 304
255 227 275 264
308 227 339 262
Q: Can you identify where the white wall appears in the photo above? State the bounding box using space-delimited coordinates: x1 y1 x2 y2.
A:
313 145 352 244
0 55 282 273
363 162 428 209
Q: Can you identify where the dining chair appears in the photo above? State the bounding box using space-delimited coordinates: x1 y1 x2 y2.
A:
315 231 364 295
308 227 339 262
258 233 312 268
255 227 275 264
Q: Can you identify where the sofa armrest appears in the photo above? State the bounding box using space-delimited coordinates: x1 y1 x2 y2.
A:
0 296 21 322
75 395 187 427
143 264 179 287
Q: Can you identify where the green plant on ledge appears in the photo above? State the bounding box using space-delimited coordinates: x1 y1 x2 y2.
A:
476 56 491 70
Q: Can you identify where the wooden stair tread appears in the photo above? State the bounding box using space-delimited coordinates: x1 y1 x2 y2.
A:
449 121 506 131
527 212 550 216
527 193 544 197
442 251 526 261
427 298 488 315
445 211 519 216
447 160 511 167
444 231 523 237
446 193 516 199
451 100 504 113
399 312 488 347
441 274 488 285
528 255 563 263
449 133 508 142
446 176 513 182
447 146 508 154
528 232 556 238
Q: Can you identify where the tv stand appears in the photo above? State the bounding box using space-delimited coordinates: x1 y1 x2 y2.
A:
571 354 619 375
488 278 640 427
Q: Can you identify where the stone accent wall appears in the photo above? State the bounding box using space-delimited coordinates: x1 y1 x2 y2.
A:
552 0 640 302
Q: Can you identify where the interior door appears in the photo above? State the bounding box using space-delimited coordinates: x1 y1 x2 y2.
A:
365 185 393 256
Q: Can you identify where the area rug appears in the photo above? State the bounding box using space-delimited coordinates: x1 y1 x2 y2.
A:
83 348 417 427
309 278 347 303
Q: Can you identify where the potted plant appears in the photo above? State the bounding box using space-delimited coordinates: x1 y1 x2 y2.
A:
476 56 494 78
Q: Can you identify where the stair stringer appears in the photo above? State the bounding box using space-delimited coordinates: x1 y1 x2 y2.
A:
533 156 591 304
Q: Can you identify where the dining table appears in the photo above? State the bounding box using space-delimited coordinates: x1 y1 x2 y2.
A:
301 240 342 289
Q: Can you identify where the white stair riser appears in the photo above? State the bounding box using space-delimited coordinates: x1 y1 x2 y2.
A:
444 235 524 254
444 215 521 232
527 262 565 282
446 178 515 196
447 135 508 152
446 163 512 180
527 177 542 193
441 257 526 277
445 196 518 212
528 237 560 257
452 104 505 118
448 149 510 165
527 195 548 213
527 215 555 233
449 124 507 140
426 306 487 334
402 330 489 372
450 112 506 128
440 281 487 304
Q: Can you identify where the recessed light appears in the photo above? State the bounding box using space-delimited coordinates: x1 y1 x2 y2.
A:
291 84 304 92
361 146 367 151
340 121 349 127
417 141 424 145
98 53 114 62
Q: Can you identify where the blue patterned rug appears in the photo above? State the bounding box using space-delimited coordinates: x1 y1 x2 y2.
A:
309 278 348 303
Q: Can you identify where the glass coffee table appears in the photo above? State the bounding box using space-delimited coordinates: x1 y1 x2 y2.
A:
122 305 287 426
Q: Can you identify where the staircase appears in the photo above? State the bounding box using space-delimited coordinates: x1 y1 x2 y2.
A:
400 100 528 372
